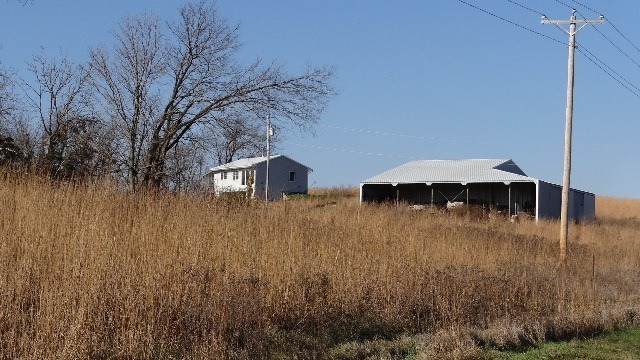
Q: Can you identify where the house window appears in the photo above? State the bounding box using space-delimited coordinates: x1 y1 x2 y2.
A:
241 170 246 185
289 171 296 182
233 171 239 180
221 172 227 180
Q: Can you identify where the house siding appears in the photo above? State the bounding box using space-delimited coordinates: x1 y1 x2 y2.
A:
209 169 254 194
202 155 310 200
254 157 309 200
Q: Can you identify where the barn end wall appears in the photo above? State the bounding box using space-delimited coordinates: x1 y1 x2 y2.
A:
536 180 595 220
537 181 561 219
583 193 595 220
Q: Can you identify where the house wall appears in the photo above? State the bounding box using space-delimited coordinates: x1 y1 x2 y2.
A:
206 169 253 194
254 157 309 200
202 172 215 188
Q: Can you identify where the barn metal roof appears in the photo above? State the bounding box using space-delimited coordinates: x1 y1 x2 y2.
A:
206 155 312 173
361 159 537 185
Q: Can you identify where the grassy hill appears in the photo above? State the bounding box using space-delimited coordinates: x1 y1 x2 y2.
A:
1 173 639 358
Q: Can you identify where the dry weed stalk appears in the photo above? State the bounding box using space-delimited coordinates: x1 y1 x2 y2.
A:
0 175 639 358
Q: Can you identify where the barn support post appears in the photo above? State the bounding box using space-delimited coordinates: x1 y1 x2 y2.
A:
508 183 512 216
396 187 400 207
431 187 434 206
466 185 470 216
533 180 540 224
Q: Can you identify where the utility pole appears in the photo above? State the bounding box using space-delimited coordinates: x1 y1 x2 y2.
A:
542 10 603 265
265 113 271 202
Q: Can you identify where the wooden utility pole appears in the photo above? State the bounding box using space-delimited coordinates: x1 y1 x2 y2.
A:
542 10 603 265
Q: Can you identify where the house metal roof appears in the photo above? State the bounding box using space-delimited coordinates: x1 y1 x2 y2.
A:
206 155 312 173
361 159 537 185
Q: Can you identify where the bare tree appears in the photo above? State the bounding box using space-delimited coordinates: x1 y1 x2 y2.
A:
206 110 272 165
24 51 110 179
0 61 15 124
90 13 166 191
163 138 207 192
90 1 333 191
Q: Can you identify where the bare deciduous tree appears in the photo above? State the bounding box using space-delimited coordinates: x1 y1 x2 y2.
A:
90 14 166 191
0 62 15 123
91 1 333 191
24 51 111 179
207 110 272 165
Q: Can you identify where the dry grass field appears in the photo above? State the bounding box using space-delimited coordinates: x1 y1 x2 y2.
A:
0 172 639 359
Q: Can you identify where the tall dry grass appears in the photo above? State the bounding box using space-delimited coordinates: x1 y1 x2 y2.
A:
0 175 639 359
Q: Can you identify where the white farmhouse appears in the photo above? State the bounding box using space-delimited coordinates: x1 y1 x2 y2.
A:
202 155 312 200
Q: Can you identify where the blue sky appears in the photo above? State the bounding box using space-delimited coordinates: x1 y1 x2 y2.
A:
1 1 639 197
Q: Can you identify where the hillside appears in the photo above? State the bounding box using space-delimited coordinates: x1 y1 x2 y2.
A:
1 175 639 358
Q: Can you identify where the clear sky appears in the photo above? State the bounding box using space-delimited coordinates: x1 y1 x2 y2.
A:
1 1 639 198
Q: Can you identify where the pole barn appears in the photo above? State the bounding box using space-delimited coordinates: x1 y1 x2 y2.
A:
360 159 594 221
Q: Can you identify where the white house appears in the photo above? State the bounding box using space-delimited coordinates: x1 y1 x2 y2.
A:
360 159 595 221
202 155 312 200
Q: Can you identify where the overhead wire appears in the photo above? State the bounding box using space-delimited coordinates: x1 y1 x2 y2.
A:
576 43 640 99
568 0 598 14
284 142 418 160
505 0 640 100
505 0 545 17
544 19 640 98
553 0 574 10
568 0 640 55
457 0 566 46
316 124 559 149
318 124 478 144
608 20 640 55
574 10 640 71
568 6 640 98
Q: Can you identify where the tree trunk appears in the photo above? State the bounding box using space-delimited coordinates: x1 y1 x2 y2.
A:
141 136 167 189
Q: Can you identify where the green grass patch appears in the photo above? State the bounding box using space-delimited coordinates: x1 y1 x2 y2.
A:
486 326 640 359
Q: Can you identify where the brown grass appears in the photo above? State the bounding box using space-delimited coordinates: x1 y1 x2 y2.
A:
1 175 639 359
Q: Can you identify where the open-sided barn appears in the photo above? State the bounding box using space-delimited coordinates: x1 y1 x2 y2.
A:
360 159 595 221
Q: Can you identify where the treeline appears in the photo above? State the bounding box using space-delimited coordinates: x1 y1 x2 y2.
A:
0 1 333 192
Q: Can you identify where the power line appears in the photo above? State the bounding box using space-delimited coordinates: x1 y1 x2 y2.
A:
505 0 545 17
318 124 478 144
465 1 640 100
545 9 640 100
318 124 560 150
576 43 640 99
575 10 640 71
553 0 573 10
457 0 566 46
569 0 599 15
285 142 417 159
608 19 640 55
568 1 640 55
285 142 560 171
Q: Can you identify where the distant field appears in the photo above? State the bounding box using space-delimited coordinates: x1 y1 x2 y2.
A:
1 173 639 359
